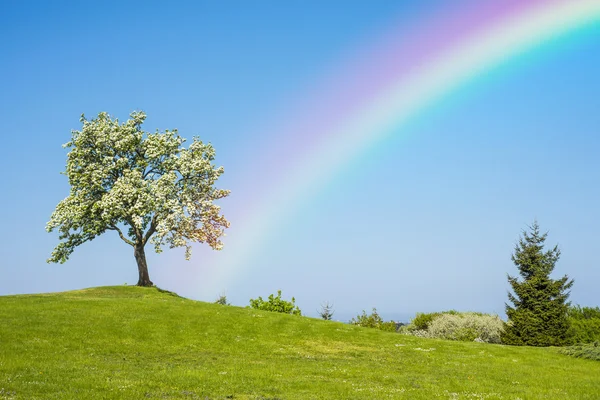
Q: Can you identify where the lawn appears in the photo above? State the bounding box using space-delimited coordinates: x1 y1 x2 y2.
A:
0 286 598 399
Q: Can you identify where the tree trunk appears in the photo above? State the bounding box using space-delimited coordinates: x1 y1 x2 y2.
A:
134 243 153 287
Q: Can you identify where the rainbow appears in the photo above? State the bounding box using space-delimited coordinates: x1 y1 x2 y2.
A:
178 0 600 295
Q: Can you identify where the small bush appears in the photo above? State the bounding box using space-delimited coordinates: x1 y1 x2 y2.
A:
560 342 600 361
350 308 397 332
249 290 301 315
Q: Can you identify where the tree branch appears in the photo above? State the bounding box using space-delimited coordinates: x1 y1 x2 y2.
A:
108 224 135 246
143 167 160 179
142 215 158 246
123 216 144 246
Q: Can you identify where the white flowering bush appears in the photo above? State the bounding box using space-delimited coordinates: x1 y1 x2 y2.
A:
428 313 505 343
402 312 505 344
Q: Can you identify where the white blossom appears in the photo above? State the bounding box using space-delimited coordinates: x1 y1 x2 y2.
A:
47 111 230 272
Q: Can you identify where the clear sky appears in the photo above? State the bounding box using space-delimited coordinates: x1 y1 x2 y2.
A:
1 0 598 322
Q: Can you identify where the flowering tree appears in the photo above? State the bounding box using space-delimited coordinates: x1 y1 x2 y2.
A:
47 112 230 286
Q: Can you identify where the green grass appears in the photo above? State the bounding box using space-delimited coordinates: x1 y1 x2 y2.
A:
1 286 599 399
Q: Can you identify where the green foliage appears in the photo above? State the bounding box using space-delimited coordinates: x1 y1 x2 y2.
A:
318 301 335 320
560 342 600 362
350 308 397 332
503 221 574 346
568 305 600 320
569 319 600 344
567 305 600 344
249 290 301 315
410 310 459 331
2 286 600 398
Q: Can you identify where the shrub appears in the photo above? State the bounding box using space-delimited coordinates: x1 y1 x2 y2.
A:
409 310 459 331
567 305 600 344
569 319 600 344
427 313 505 344
350 308 397 332
402 311 505 344
568 305 600 320
249 290 301 315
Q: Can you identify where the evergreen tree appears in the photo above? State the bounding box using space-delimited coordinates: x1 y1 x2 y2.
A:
503 221 574 346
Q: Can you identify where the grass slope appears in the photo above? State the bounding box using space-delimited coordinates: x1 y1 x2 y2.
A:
1 286 598 399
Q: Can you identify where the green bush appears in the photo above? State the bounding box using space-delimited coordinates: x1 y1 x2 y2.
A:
569 319 600 344
410 310 459 331
350 308 397 332
567 305 600 344
568 305 600 320
249 290 301 315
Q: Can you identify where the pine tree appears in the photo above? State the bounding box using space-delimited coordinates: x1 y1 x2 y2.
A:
502 221 574 346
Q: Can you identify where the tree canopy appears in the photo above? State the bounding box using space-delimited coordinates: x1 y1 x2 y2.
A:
47 111 230 286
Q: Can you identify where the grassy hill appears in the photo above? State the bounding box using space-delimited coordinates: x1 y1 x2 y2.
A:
0 286 598 399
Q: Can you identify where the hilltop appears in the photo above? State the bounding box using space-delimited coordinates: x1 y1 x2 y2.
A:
0 286 598 399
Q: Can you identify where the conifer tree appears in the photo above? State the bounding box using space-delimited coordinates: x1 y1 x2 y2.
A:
503 221 574 346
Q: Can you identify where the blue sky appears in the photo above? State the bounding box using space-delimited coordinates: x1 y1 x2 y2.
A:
1 1 598 322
